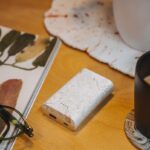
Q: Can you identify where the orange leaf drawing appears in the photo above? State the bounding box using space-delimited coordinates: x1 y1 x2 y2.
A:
0 79 22 133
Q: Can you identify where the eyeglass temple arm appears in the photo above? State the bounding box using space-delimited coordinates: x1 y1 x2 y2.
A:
0 121 10 143
0 107 33 137
0 111 10 142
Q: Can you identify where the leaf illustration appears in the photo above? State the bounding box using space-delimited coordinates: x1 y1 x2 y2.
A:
15 37 50 63
0 79 22 107
0 30 21 54
0 60 3 65
0 79 22 133
32 37 57 67
8 33 36 56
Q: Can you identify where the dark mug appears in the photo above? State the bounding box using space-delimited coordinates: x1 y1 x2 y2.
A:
135 51 150 138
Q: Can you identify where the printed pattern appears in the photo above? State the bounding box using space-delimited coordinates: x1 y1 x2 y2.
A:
125 110 150 150
0 26 57 71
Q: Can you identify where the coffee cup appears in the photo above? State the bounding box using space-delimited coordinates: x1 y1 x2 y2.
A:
135 51 150 137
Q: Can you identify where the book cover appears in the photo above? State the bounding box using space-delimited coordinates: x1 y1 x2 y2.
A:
0 26 61 149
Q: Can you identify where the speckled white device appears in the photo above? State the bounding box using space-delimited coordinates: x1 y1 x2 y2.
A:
42 68 114 130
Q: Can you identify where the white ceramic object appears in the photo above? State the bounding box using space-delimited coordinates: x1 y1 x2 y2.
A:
113 0 150 51
42 68 114 130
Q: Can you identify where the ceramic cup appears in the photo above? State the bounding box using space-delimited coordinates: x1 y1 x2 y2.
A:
113 0 150 51
135 51 150 138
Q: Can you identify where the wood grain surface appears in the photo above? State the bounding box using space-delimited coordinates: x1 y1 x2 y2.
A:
0 0 136 150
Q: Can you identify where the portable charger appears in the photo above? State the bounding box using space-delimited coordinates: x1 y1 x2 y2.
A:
42 68 114 130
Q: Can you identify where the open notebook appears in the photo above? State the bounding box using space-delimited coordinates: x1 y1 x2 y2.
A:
0 26 61 149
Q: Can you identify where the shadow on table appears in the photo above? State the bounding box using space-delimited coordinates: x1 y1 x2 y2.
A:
77 94 114 132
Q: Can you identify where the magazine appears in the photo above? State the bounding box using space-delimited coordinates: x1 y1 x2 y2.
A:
0 25 61 149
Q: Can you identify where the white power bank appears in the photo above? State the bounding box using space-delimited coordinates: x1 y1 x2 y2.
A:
42 68 114 130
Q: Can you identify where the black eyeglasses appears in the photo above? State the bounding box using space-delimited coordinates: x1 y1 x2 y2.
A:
0 104 33 142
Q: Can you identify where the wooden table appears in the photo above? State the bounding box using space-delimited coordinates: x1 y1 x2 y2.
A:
0 0 136 149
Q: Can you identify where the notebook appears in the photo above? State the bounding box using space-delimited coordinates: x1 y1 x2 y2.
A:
0 25 61 149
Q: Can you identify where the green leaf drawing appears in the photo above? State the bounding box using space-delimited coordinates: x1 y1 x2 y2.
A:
32 37 57 67
0 60 3 65
8 33 36 56
0 30 21 54
15 37 50 63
